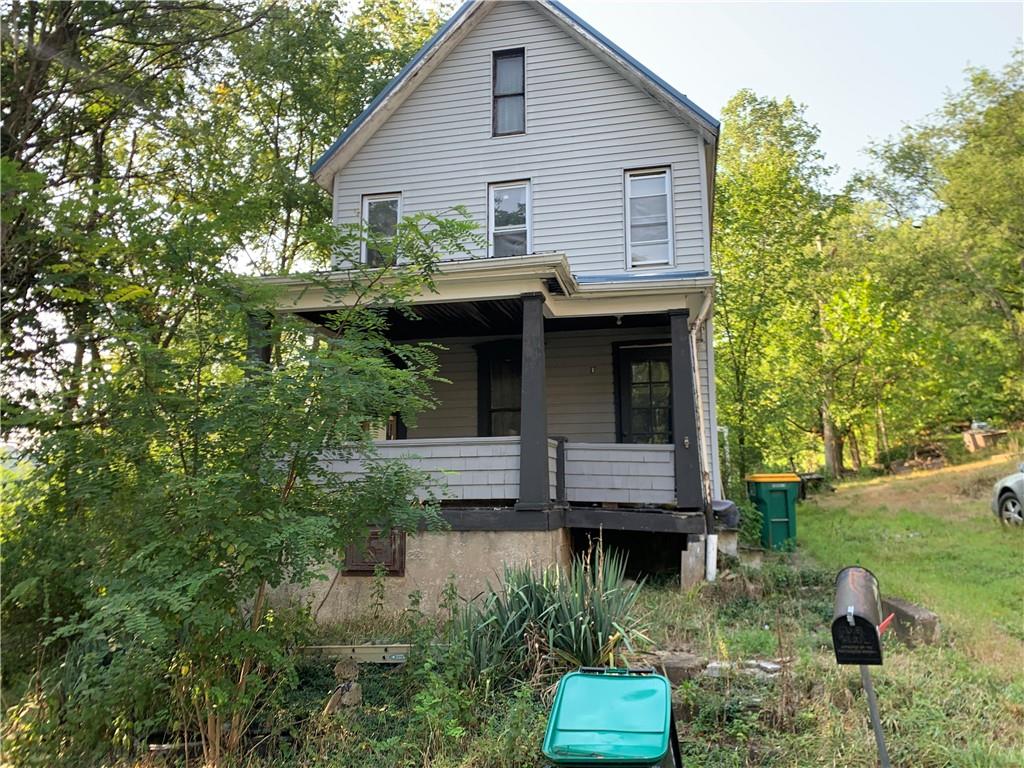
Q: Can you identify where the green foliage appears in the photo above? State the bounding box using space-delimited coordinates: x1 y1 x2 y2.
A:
713 89 836 477
736 497 762 548
450 551 648 694
714 55 1022 479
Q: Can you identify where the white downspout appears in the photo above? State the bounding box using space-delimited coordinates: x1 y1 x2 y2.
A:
690 288 717 581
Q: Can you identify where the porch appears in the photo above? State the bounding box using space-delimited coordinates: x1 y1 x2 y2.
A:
273 254 717 536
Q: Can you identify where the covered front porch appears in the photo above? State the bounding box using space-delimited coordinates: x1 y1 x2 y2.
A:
271 254 718 536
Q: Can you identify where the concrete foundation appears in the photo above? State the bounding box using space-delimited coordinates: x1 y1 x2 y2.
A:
680 535 706 590
285 529 571 623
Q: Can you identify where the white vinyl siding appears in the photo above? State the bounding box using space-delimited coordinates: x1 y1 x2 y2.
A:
489 181 531 257
332 0 708 276
625 169 672 268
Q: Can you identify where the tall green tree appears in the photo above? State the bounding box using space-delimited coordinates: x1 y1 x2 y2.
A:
857 54 1024 425
712 90 834 481
1 1 470 763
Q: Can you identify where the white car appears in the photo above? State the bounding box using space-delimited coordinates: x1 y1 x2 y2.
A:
992 463 1024 525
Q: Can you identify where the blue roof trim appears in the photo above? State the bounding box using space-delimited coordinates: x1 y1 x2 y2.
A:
311 0 719 178
575 270 710 284
310 0 478 177
544 0 719 130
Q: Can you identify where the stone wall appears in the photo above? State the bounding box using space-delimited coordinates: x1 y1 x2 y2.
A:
284 529 572 623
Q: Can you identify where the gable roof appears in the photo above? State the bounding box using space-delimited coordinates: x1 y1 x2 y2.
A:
310 0 719 190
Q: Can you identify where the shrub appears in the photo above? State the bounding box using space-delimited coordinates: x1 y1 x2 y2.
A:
449 550 648 694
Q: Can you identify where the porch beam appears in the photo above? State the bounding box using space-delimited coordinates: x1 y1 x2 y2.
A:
669 309 705 511
517 292 549 511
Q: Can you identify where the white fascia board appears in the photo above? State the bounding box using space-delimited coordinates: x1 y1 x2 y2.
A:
263 252 715 317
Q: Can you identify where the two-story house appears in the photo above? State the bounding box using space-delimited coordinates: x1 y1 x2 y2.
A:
271 0 732 617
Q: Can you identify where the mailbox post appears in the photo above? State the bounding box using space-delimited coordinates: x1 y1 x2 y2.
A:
832 566 891 768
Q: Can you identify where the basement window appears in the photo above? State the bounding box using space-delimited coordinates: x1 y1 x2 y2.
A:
342 528 406 576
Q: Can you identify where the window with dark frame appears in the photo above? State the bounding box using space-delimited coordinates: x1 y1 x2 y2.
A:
476 340 522 437
342 528 406 576
616 345 672 444
492 48 525 136
362 193 400 266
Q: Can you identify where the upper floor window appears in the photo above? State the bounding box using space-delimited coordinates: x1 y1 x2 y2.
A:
493 48 525 136
625 169 672 268
362 193 401 266
489 181 530 257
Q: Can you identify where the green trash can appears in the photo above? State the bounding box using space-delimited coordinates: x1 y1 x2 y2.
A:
746 473 801 550
542 668 677 766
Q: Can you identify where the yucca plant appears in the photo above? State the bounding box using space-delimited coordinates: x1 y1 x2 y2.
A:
449 549 648 693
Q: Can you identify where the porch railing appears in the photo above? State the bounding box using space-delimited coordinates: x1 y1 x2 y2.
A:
323 437 676 507
323 436 521 502
563 443 676 505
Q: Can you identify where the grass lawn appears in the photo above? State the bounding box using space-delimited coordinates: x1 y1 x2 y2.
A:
798 454 1024 670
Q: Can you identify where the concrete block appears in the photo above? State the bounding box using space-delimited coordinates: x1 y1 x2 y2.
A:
681 536 705 590
718 530 738 557
738 547 764 569
881 596 941 646
648 651 708 684
333 660 359 682
323 681 362 715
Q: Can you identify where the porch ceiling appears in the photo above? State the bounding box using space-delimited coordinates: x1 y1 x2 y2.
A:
297 298 670 340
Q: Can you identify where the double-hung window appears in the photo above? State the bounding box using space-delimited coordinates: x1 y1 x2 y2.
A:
625 168 673 268
492 48 525 136
489 181 530 258
361 193 401 266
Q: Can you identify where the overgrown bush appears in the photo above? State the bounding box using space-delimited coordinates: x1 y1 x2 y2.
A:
449 550 648 694
736 497 763 548
1 212 475 766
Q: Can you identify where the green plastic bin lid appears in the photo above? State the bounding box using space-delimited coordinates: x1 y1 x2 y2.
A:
542 671 671 765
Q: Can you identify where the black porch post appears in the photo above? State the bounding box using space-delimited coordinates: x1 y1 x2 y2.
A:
516 292 549 511
245 310 273 369
670 309 705 511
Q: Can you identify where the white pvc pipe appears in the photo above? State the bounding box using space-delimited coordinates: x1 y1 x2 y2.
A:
705 533 718 582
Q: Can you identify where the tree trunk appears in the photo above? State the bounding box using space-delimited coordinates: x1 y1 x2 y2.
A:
849 428 862 472
821 403 843 478
875 405 890 462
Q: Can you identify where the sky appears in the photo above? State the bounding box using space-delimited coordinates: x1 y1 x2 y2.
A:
558 0 1022 187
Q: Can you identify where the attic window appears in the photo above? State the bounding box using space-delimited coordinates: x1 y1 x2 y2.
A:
492 48 525 136
361 193 401 266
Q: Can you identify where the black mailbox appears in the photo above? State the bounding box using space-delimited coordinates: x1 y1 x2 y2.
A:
832 566 883 666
